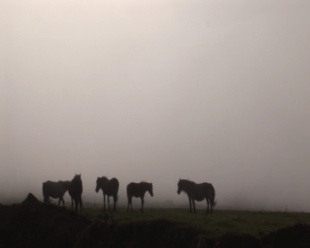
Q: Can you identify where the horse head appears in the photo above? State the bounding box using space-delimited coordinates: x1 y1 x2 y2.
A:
95 176 109 193
95 177 100 193
148 183 154 197
73 174 81 181
177 179 182 194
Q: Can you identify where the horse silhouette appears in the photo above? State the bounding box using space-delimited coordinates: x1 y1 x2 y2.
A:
177 179 215 214
68 174 83 211
95 176 119 211
42 180 70 206
127 182 153 212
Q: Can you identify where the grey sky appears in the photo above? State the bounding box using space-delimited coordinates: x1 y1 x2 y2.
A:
1 0 310 211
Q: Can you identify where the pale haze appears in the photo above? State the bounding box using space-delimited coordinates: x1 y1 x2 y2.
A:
1 0 310 211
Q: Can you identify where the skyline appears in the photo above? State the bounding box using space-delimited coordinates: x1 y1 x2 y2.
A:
1 0 310 211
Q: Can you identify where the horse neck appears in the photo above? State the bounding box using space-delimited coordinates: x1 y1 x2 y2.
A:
63 181 71 190
183 181 195 194
145 187 150 194
98 183 106 191
100 178 109 188
138 183 147 194
73 179 82 189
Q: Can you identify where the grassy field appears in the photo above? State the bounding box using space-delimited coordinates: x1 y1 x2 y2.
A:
81 208 310 239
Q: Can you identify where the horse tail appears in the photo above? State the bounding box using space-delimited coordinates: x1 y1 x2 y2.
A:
115 179 119 202
211 185 216 207
211 196 216 207
126 183 131 199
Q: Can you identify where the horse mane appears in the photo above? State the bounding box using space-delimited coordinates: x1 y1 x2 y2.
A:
140 181 152 186
180 179 195 185
180 178 192 182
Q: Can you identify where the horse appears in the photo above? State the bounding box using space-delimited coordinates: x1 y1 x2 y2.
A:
68 174 83 211
127 182 153 212
95 176 119 211
42 180 71 206
177 179 216 214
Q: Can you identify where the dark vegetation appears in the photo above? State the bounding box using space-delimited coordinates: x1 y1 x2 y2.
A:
1 193 310 248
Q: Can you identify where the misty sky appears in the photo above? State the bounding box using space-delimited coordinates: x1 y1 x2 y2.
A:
1 0 310 211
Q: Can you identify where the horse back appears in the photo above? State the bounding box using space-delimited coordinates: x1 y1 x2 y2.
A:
43 181 69 198
126 182 136 196
111 178 119 190
189 183 212 201
198 183 215 199
106 178 119 195
204 183 215 198
127 182 145 197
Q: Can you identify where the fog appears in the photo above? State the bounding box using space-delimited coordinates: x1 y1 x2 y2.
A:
1 0 310 211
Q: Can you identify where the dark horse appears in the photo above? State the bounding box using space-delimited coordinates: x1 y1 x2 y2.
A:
42 180 71 206
177 179 215 214
95 176 119 211
127 182 153 212
68 174 83 211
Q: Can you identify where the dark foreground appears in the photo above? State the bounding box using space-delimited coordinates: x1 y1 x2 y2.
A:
0 194 310 248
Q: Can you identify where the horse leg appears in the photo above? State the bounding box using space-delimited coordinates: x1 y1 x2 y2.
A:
59 197 64 206
108 196 111 211
127 197 130 212
210 199 213 214
80 196 83 211
206 199 210 214
103 193 106 212
192 200 196 213
130 197 133 212
127 196 132 212
141 197 144 213
74 199 78 211
188 196 192 213
113 195 117 211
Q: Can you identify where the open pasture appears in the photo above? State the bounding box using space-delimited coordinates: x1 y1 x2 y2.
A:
82 208 310 239
1 195 310 248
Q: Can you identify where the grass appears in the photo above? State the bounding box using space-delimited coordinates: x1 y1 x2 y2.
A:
81 208 310 239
